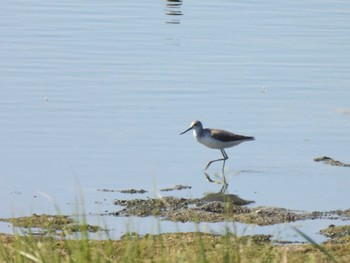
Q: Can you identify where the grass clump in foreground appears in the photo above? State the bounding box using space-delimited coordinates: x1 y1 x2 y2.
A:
1 226 350 263
0 195 349 263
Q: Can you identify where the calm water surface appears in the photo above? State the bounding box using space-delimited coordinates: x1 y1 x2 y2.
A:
1 0 350 242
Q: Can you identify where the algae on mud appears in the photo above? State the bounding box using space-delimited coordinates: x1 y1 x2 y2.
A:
0 214 102 235
1 209 350 262
314 156 350 167
113 196 350 225
97 188 148 194
320 225 350 239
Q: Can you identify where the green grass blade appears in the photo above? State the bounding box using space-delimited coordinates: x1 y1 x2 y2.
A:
292 226 338 263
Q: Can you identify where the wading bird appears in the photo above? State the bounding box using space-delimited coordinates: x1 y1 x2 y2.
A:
180 120 254 171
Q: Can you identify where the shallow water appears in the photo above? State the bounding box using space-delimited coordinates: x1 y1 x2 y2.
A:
1 0 350 241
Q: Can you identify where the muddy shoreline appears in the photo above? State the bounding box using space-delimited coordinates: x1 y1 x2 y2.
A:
112 195 350 225
1 212 350 246
2 182 350 244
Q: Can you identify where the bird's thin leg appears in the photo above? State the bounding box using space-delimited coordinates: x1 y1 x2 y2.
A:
204 156 225 170
204 149 228 170
221 149 228 172
220 170 228 193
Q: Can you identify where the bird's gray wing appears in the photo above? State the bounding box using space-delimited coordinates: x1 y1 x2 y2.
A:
210 129 254 142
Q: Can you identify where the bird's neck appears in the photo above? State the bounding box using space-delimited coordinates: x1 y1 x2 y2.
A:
193 128 202 139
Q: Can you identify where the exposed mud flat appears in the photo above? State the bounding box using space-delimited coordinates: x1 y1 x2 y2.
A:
160 185 192 192
320 225 350 240
112 196 350 225
98 185 192 194
0 214 102 235
97 188 148 194
314 156 350 167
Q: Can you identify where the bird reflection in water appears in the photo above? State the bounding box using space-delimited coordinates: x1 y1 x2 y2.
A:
165 0 183 24
203 172 254 206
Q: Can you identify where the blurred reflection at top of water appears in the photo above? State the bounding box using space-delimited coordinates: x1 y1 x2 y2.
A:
165 0 183 24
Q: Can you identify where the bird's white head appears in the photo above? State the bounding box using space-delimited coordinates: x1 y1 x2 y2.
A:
180 120 203 135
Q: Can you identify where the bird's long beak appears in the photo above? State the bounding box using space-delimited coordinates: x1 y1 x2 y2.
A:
180 126 193 135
